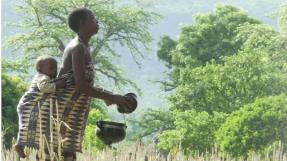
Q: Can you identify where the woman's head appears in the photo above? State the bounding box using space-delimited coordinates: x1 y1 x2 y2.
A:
68 8 99 35
35 56 58 78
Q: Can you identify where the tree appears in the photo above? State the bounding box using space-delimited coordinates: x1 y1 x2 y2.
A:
169 49 287 113
216 94 287 157
157 110 227 155
156 5 260 89
2 73 28 148
4 0 160 91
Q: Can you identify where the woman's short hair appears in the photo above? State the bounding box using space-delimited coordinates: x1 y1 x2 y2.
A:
68 8 94 32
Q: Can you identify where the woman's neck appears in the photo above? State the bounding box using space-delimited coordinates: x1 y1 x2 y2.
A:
77 33 91 46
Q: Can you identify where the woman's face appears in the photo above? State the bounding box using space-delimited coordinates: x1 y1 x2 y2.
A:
81 14 99 35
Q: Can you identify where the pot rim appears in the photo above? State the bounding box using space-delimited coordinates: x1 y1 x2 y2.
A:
97 120 127 128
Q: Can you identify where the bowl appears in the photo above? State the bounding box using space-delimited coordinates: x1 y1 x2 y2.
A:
96 120 127 145
117 93 138 114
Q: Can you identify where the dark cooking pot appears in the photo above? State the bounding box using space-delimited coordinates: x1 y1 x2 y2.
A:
117 93 138 114
96 120 127 145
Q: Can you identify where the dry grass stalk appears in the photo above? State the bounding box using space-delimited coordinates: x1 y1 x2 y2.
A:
55 99 63 161
38 101 45 161
50 98 54 161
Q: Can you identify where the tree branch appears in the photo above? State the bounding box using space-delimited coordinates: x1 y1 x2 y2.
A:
95 67 119 82
152 80 176 92
52 36 65 52
30 2 66 52
48 11 66 23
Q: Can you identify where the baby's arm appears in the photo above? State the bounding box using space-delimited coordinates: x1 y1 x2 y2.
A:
37 75 56 93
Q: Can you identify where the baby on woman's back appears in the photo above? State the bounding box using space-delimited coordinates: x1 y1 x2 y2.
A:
14 55 66 158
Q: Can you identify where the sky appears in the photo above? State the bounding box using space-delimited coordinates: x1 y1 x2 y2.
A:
2 0 286 120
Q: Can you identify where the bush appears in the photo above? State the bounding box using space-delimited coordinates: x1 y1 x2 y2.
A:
216 94 287 157
2 73 27 148
158 110 227 155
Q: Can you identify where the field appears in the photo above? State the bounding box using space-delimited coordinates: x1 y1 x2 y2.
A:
2 143 287 161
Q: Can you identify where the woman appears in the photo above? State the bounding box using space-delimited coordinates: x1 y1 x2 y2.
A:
55 8 133 160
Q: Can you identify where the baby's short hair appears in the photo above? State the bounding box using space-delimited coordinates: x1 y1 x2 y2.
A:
68 8 94 32
35 55 57 73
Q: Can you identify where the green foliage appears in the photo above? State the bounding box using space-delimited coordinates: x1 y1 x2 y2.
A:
170 49 287 113
216 94 287 157
157 110 227 155
82 102 110 151
235 24 278 52
156 130 181 155
157 35 177 68
2 73 28 148
2 59 30 75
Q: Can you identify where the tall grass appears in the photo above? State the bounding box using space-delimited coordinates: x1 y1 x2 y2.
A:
2 142 287 161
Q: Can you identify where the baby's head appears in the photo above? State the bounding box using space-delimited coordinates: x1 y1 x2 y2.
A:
35 56 57 78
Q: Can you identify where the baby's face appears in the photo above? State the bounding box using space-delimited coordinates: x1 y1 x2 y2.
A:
41 60 57 78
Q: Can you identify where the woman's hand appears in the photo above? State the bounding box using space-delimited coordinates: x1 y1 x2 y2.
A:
106 94 133 111
103 99 112 106
55 78 66 89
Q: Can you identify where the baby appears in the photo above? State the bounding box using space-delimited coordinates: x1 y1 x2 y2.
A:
14 55 65 158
